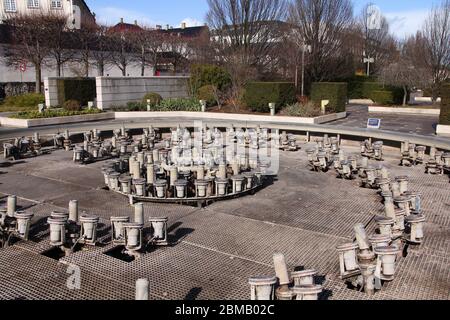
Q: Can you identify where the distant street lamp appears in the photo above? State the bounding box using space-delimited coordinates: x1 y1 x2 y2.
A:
363 51 375 77
301 43 312 97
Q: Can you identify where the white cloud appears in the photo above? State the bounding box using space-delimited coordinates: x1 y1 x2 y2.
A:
178 17 204 28
385 9 429 39
93 7 164 27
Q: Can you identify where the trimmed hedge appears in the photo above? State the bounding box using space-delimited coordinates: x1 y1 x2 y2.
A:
347 76 403 105
371 90 394 105
439 84 450 125
1 93 44 109
142 92 162 106
311 82 348 113
197 85 216 107
190 64 231 95
57 78 96 106
11 109 102 119
243 82 296 113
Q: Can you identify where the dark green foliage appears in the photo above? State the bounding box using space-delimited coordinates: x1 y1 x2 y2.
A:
189 64 231 95
197 85 217 107
242 82 296 113
112 98 201 112
2 93 44 108
142 93 162 106
439 84 450 125
12 109 102 119
63 99 82 111
311 82 348 113
347 76 403 105
56 78 96 106
370 91 394 105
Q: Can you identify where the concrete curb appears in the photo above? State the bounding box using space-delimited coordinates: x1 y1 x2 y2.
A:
368 106 440 115
0 113 115 128
114 111 347 125
436 124 450 137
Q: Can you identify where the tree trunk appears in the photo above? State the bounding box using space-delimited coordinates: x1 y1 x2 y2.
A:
122 67 126 76
403 86 408 106
84 57 90 77
35 62 42 94
98 63 104 76
56 61 62 77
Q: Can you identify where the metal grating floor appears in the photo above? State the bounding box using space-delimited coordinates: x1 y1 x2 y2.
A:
0 144 448 300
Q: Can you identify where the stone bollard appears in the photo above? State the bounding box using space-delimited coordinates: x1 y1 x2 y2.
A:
174 180 188 198
47 217 67 247
368 234 391 249
69 200 78 222
195 179 209 198
7 195 17 217
79 215 99 245
249 276 277 300
200 100 207 112
395 176 409 194
119 176 132 194
154 180 168 198
135 278 149 300
134 203 144 224
291 269 317 287
374 246 400 282
123 223 144 254
269 103 276 116
231 175 245 193
111 216 130 244
273 253 290 291
131 161 141 179
133 179 147 197
14 211 34 240
169 167 178 188
375 216 395 237
293 285 323 300
336 243 360 279
394 196 411 216
391 182 401 198
405 214 426 244
149 217 169 245
146 164 155 185
215 178 229 196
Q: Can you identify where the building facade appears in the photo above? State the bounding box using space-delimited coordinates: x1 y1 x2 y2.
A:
0 0 94 29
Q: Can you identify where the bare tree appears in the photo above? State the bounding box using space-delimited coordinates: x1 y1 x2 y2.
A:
109 28 137 76
91 25 112 76
165 33 193 74
379 56 432 106
3 13 52 93
288 0 355 82
73 19 98 77
132 26 166 76
422 0 450 100
45 13 74 77
358 4 397 74
206 0 287 108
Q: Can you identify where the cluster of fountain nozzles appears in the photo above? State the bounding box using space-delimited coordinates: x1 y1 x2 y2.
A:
248 253 323 300
94 125 289 204
47 200 169 259
306 136 386 184
336 170 426 295
0 195 34 248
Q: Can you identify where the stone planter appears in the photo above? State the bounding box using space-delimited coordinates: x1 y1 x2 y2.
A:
249 276 277 301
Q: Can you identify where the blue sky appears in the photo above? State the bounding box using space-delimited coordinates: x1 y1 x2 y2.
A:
85 0 441 38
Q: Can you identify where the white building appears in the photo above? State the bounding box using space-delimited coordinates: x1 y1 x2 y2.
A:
0 0 94 30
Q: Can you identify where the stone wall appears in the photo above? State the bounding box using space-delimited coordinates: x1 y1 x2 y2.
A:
95 76 190 110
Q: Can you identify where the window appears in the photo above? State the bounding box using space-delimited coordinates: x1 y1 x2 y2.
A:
4 0 17 12
51 0 62 9
27 0 39 9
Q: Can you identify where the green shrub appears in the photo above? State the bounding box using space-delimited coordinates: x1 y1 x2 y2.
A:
57 78 96 106
142 92 162 106
347 76 403 105
242 82 296 113
2 93 45 108
283 102 322 117
371 90 394 105
311 82 348 113
197 85 217 107
11 109 102 119
63 99 82 111
189 64 231 95
156 98 201 112
439 84 450 125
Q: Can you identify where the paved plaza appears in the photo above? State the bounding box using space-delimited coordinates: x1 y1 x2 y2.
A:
0 137 448 300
